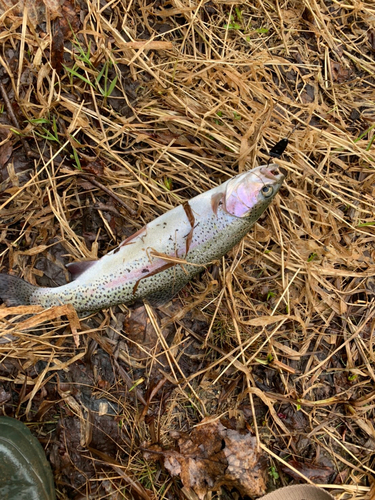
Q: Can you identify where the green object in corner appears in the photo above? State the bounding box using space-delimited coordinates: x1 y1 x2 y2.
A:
0 416 56 500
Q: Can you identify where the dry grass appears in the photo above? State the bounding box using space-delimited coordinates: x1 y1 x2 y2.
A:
1 0 375 498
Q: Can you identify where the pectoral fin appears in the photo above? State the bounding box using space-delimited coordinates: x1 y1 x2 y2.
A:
66 260 97 280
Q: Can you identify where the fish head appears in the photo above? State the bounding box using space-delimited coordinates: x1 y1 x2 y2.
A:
224 164 285 218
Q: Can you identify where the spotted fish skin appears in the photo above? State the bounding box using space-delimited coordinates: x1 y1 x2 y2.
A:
0 164 284 312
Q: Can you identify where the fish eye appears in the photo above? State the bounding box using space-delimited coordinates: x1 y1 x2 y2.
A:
261 185 274 198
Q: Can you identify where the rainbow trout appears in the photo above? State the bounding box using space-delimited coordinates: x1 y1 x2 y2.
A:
0 164 284 312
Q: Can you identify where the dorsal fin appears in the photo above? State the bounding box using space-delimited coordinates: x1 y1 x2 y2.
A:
66 260 97 280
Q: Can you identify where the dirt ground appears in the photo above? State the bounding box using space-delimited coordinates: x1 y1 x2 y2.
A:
0 0 375 498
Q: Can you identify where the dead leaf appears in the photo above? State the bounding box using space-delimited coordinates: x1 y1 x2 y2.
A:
160 418 267 499
330 60 351 83
44 0 62 19
0 0 45 25
51 18 64 73
281 459 334 483
0 140 12 169
81 159 105 176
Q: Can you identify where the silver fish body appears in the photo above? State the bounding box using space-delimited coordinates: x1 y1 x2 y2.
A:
0 164 284 312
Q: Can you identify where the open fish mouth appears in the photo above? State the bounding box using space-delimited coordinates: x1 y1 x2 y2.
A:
259 164 285 181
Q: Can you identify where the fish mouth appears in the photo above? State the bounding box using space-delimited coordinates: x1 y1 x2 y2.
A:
260 164 286 181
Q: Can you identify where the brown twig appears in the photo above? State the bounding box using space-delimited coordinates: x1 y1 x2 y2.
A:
77 173 137 216
0 82 38 159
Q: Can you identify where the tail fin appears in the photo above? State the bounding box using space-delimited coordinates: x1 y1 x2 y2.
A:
0 274 38 306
